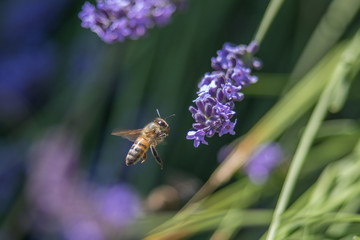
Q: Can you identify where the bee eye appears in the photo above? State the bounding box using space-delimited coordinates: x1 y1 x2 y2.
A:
158 120 165 126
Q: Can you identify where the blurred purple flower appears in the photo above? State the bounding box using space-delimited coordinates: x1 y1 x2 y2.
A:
0 0 70 126
27 128 141 239
0 45 55 125
63 221 103 240
95 184 141 226
0 144 25 217
0 0 70 46
78 0 177 43
217 144 234 163
187 41 261 147
244 143 284 184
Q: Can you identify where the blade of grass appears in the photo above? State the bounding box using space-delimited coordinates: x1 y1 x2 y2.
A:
265 50 341 240
291 0 360 79
209 197 244 240
144 209 272 240
254 0 286 44
266 29 360 240
273 139 360 238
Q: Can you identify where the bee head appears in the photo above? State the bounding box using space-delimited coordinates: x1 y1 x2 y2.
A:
154 118 169 135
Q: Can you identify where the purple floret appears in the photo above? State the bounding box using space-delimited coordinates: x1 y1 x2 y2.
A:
186 130 208 148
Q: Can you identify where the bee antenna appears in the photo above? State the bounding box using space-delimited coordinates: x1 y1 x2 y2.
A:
165 114 176 120
156 109 161 118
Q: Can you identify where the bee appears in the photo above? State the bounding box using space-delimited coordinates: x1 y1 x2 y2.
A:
111 110 174 170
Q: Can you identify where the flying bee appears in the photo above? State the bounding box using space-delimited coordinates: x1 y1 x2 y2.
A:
111 110 174 170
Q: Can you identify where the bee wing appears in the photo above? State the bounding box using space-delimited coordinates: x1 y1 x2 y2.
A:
111 129 142 142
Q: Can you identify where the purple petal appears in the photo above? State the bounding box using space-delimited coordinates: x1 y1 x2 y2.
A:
194 113 206 122
195 100 205 113
189 106 198 115
192 123 204 130
204 103 212 117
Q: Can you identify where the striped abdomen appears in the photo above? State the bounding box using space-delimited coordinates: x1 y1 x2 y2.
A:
126 136 149 166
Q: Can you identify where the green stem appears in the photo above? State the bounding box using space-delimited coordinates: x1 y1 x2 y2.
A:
266 64 339 240
254 0 285 44
265 31 360 239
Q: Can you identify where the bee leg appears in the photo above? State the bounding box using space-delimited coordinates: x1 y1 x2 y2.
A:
151 146 163 170
141 152 147 164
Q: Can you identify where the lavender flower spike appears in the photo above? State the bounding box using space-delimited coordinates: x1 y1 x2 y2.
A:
187 41 261 147
79 0 177 43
